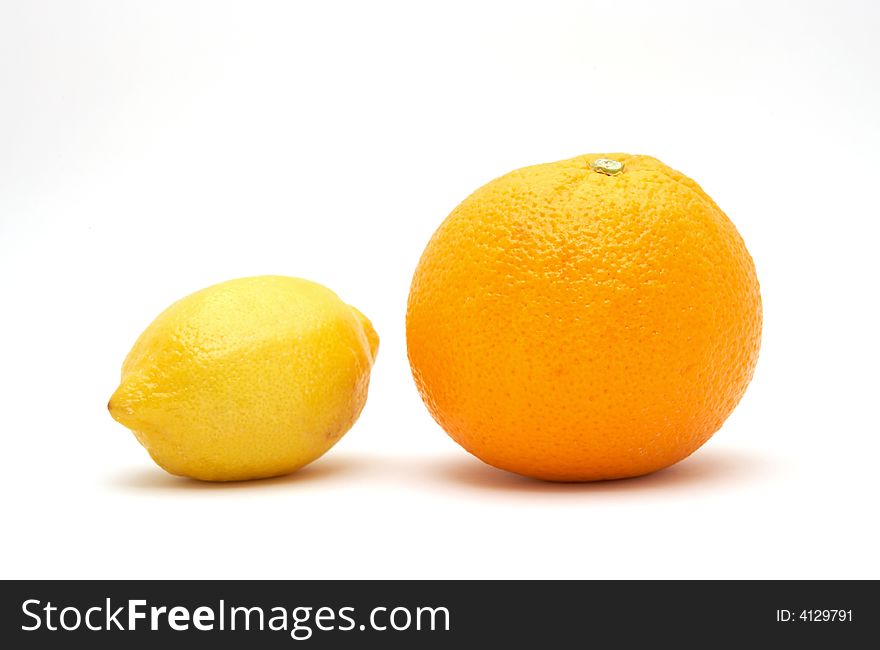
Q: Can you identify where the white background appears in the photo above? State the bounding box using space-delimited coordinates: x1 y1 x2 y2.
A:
1 0 878 580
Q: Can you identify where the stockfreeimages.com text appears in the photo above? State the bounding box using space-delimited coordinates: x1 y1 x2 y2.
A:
21 598 450 640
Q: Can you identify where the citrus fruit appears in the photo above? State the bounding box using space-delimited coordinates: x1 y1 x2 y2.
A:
407 154 761 481
108 275 379 481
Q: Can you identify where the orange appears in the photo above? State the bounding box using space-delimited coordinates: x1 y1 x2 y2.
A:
406 154 761 481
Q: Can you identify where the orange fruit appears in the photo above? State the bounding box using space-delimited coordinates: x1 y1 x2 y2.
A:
407 154 761 481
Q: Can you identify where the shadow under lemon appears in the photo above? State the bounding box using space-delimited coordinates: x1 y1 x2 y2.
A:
107 454 360 492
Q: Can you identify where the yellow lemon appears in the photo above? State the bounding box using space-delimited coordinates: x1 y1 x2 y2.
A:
108 276 379 481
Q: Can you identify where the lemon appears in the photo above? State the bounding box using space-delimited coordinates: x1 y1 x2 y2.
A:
108 276 379 481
